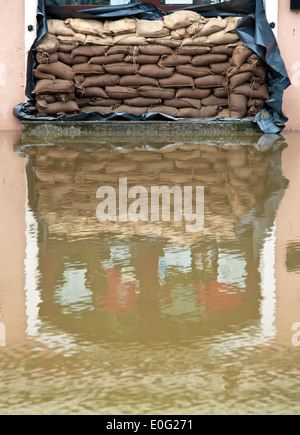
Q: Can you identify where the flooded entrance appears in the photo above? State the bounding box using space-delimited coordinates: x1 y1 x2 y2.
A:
0 130 299 415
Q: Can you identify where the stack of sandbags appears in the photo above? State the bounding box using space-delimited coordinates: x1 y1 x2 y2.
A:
32 12 269 119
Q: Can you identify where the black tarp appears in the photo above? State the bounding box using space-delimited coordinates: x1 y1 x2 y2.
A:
14 0 290 134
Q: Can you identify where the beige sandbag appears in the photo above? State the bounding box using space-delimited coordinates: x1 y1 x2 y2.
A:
114 34 147 46
207 31 239 45
124 54 160 65
176 46 210 56
104 18 136 35
47 19 75 37
136 20 170 38
163 98 202 109
124 97 162 107
37 33 60 54
89 54 125 65
164 11 201 30
176 88 211 99
171 28 187 40
159 74 194 88
148 105 178 117
199 17 227 36
37 61 75 81
82 74 120 87
232 45 254 68
36 52 59 64
72 63 105 75
225 17 242 33
65 18 104 37
138 86 175 100
181 37 208 46
57 33 86 45
186 21 206 37
201 95 228 107
86 35 114 46
176 65 212 78
229 94 248 119
105 86 139 100
191 54 228 67
139 64 174 79
57 53 88 65
71 45 108 57
146 38 181 48
58 43 79 53
210 62 231 75
159 54 191 67
119 75 158 87
104 63 139 75
115 105 148 116
139 45 174 56
194 75 225 88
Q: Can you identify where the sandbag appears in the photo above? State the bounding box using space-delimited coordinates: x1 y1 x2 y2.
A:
139 45 174 56
78 87 108 98
176 65 212 78
71 45 108 57
36 94 56 104
136 20 170 38
65 18 104 37
148 105 179 117
225 16 242 33
159 74 194 88
186 22 206 37
37 33 60 54
146 38 181 49
72 63 105 75
163 11 201 30
89 98 121 107
201 95 228 107
76 98 91 108
104 63 139 75
57 52 88 65
36 52 59 64
86 35 114 46
34 79 74 95
176 46 210 56
105 86 139 99
119 75 158 87
57 33 86 45
194 75 225 88
47 19 75 37
210 62 231 75
114 34 147 46
55 92 76 102
124 97 162 107
89 54 125 65
247 98 264 109
214 88 228 98
37 61 75 81
181 37 208 46
199 17 227 36
138 86 175 100
211 45 235 56
58 43 79 53
104 18 136 36
191 54 228 67
36 100 78 115
33 69 55 81
230 72 253 89
164 98 202 109
159 54 191 67
207 31 239 45
82 74 120 87
232 84 269 100
229 94 248 119
232 45 254 68
107 45 138 56
139 64 174 79
115 105 148 116
199 106 220 118
171 28 187 40
177 108 201 118
176 88 211 99
80 105 114 115
124 54 160 65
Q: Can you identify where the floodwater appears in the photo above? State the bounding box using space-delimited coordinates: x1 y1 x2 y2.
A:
0 129 300 415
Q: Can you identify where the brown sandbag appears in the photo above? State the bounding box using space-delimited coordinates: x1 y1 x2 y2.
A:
57 52 89 65
75 97 91 108
225 16 242 33
89 54 125 65
177 108 201 118
58 43 79 53
148 105 179 117
199 17 227 36
89 97 122 107
124 54 160 65
226 63 256 78
247 53 264 66
139 64 174 79
194 75 225 88
103 18 136 36
71 45 108 58
124 97 162 107
210 45 235 56
176 88 211 99
210 62 231 75
207 31 239 45
232 45 254 68
78 87 108 98
247 99 264 108
139 45 174 56
37 61 75 81
247 105 263 117
104 63 139 75
36 94 56 104
119 75 158 87
214 87 228 98
37 33 60 54
138 86 175 100
164 98 202 109
80 105 114 115
72 63 105 75
107 45 138 56
230 71 253 89
36 52 59 64
47 19 75 37
34 79 75 95
159 74 194 88
136 20 170 38
115 105 148 116
191 54 228 67
105 86 139 100
74 75 84 85
36 100 79 115
201 95 228 107
229 94 248 119
163 11 201 30
82 74 120 88
176 65 212 78
199 106 220 118
33 69 56 81
159 54 191 67
232 84 269 100
55 92 76 102
176 46 210 56
65 18 104 37
146 38 181 48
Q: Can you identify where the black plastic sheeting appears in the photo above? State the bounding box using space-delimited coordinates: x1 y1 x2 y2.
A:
14 0 290 134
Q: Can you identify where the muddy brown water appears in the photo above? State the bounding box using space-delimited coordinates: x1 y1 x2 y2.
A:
0 130 299 415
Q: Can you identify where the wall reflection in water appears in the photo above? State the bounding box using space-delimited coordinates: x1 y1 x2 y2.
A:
14 134 289 345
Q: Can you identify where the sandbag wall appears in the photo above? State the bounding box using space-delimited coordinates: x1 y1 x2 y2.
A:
33 11 269 119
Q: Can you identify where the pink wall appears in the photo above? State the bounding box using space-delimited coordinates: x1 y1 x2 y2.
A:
278 1 300 131
0 1 25 130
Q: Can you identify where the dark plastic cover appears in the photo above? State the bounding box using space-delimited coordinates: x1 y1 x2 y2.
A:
14 0 290 134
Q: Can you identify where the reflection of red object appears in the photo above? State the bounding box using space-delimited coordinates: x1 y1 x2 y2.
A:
196 278 244 319
99 269 139 315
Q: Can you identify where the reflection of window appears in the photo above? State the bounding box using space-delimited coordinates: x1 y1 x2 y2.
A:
54 0 137 5
161 0 229 5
